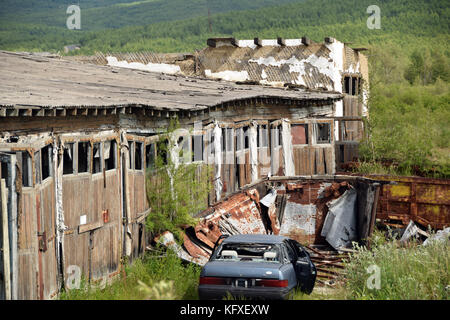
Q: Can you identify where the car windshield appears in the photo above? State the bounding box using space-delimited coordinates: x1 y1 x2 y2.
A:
213 242 282 263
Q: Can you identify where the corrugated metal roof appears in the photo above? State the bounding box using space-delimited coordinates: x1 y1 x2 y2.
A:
0 50 342 114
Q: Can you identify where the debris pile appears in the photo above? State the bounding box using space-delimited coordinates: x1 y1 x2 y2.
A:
305 245 349 286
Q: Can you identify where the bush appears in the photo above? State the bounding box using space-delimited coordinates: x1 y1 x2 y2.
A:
60 249 202 300
343 231 449 300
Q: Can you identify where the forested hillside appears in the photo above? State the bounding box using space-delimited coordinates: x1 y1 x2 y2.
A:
0 0 449 177
0 0 303 30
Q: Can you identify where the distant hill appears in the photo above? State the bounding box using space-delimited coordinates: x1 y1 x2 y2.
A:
0 0 447 55
0 0 448 176
0 0 304 30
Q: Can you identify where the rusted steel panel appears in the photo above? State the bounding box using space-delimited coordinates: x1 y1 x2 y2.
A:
194 189 267 250
371 175 450 229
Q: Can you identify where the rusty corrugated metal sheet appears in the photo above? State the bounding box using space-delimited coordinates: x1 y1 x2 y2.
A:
368 175 450 229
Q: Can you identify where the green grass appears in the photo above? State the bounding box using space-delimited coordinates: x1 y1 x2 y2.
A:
60 230 449 300
357 79 450 178
60 249 201 300
342 230 450 300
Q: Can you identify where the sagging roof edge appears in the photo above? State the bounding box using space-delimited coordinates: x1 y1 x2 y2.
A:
0 93 343 119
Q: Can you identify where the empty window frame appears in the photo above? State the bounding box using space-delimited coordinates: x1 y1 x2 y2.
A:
0 162 7 180
78 142 90 173
21 152 32 187
146 143 156 170
236 127 243 151
344 75 361 96
208 131 215 156
104 140 117 171
159 139 168 166
63 143 74 175
272 125 282 147
291 124 308 145
226 128 233 152
316 123 331 144
243 126 249 149
128 141 134 169
34 151 41 184
135 141 143 170
93 142 102 174
178 136 190 163
258 125 268 148
192 135 203 162
41 144 52 180
222 128 226 152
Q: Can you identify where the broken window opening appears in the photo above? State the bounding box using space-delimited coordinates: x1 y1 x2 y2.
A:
93 143 102 174
146 143 156 170
128 141 134 170
272 125 282 147
209 131 215 156
316 123 331 144
214 243 282 263
0 162 7 180
278 125 282 147
78 141 90 173
344 76 351 95
226 128 233 152
178 136 190 163
351 77 357 95
159 139 168 166
104 140 116 171
192 135 203 162
41 144 52 181
21 152 32 187
344 75 361 96
259 125 268 148
63 143 74 175
291 124 308 145
34 150 41 184
222 128 226 152
135 141 143 170
236 128 243 151
243 126 249 149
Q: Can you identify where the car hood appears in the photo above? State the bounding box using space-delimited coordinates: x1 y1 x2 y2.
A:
201 260 284 279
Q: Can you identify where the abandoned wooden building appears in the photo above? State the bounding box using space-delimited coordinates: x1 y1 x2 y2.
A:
0 37 371 299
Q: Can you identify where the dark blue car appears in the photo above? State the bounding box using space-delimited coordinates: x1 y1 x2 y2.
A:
198 234 317 300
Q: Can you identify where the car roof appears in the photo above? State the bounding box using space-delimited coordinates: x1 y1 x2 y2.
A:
222 234 289 244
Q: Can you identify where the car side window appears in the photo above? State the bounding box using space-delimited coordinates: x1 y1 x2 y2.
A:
283 242 295 262
291 240 308 258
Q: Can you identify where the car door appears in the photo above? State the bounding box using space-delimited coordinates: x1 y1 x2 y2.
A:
288 240 316 294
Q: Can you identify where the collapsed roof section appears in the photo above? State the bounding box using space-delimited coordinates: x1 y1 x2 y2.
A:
65 37 368 94
0 50 343 117
157 175 385 264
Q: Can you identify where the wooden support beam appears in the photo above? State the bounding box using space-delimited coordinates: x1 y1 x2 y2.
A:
78 220 104 234
1 179 11 300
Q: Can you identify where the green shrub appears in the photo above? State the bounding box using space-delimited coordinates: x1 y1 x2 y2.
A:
60 249 202 300
343 233 449 300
